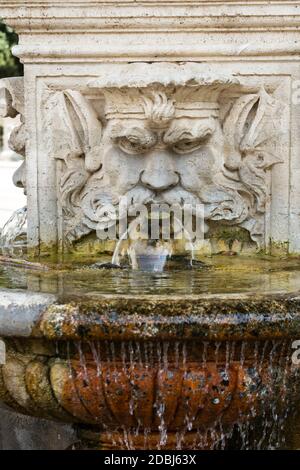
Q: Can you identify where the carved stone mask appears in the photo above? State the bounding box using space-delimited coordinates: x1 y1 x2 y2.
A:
75 85 249 243
47 71 282 247
99 87 224 206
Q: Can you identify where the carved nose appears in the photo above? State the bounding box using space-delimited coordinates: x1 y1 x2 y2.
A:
13 160 26 190
141 151 179 191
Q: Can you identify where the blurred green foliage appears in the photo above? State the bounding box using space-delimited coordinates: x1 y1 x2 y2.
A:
0 20 23 78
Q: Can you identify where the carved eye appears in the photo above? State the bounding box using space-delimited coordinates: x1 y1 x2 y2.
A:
117 137 150 155
172 138 206 155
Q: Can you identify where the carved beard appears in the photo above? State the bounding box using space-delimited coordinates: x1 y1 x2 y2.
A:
161 184 248 223
72 168 249 242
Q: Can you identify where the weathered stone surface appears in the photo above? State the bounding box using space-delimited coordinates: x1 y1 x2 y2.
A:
0 289 57 337
0 1 299 253
38 292 300 342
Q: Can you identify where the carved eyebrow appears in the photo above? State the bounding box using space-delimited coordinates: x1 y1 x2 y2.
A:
164 122 215 145
110 124 156 147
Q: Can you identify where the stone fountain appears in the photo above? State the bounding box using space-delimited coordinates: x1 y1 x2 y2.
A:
1 0 300 450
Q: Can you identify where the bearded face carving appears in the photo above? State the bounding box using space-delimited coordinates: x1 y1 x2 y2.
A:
47 71 283 249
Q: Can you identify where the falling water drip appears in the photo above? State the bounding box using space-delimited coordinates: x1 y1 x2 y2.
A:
215 341 221 365
66 341 82 421
129 387 135 416
202 341 208 367
174 341 180 368
111 220 134 266
278 340 287 369
176 430 185 450
240 341 246 367
209 428 218 450
103 423 117 449
269 340 279 371
257 419 269 450
110 341 117 371
279 344 292 424
118 434 125 450
192 432 198 450
75 341 89 385
67 341 73 380
157 404 167 449
121 342 136 426
127 342 140 417
201 429 209 450
195 429 202 449
128 429 135 450
230 341 236 363
153 342 168 449
122 427 132 450
174 216 195 266
87 341 107 426
135 341 143 367
218 419 226 450
163 342 169 371
237 421 251 450
135 419 142 437
129 341 135 370
185 416 194 432
121 341 127 371
259 339 269 372
179 341 195 447
143 427 151 450
182 342 187 369
156 342 162 370
128 399 135 420
103 340 109 361
89 341 102 378
254 341 259 368
144 342 149 368
225 340 230 372
149 341 154 368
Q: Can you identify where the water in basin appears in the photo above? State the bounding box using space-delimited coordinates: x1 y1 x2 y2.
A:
2 252 300 298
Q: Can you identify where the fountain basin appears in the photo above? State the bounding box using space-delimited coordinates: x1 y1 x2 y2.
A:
2 0 300 450
1 286 300 449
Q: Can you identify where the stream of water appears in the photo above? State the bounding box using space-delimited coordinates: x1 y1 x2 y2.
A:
60 339 299 450
0 206 27 256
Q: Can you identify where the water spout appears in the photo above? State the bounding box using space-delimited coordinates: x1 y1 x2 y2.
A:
0 206 27 256
127 240 171 272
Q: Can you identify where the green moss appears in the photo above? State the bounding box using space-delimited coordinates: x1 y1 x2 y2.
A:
211 226 251 244
269 240 289 257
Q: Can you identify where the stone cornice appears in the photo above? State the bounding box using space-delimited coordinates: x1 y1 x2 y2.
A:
2 1 300 33
2 1 300 61
11 43 300 63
